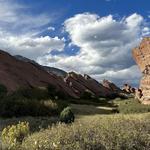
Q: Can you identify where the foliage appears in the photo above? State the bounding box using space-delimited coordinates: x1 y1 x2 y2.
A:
47 84 68 100
114 98 150 114
22 113 150 150
0 84 7 98
60 107 75 123
2 121 30 149
81 90 93 100
0 95 67 117
47 84 57 99
12 87 49 100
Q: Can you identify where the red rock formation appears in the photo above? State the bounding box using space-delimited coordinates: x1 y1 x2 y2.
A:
122 84 135 94
0 50 78 98
102 79 122 93
132 37 150 104
64 72 113 97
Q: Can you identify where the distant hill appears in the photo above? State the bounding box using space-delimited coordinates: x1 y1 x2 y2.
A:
0 50 78 98
63 72 114 98
14 55 67 77
0 50 123 99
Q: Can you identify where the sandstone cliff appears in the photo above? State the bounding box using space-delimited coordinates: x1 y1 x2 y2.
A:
132 37 150 104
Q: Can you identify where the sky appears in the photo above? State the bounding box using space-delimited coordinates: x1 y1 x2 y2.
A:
0 0 150 87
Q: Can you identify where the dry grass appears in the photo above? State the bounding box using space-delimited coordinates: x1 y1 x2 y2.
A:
21 113 150 150
71 104 114 116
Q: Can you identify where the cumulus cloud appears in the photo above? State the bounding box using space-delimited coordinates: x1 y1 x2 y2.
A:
0 1 148 87
0 34 65 59
0 0 65 59
37 13 148 86
47 26 55 31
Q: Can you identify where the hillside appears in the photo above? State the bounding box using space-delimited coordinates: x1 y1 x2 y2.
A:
14 55 67 77
0 50 78 98
0 50 123 99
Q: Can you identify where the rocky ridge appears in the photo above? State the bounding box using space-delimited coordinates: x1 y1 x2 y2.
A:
0 50 124 100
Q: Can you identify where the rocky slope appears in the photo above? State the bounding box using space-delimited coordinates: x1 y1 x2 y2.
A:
132 37 150 104
14 55 67 77
0 50 78 98
102 79 122 93
0 50 123 99
63 72 115 98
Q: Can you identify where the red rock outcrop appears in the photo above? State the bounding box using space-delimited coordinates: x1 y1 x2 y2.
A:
102 80 122 93
64 72 113 98
0 50 78 98
132 37 150 104
122 84 135 94
0 49 123 100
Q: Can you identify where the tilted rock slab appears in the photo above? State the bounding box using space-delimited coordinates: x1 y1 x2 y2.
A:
0 50 78 98
64 72 115 98
132 37 150 104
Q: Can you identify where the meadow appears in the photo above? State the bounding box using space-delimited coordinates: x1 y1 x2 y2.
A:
0 97 150 150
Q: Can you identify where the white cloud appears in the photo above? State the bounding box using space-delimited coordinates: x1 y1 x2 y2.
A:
0 1 148 87
0 34 65 59
142 27 150 36
0 0 65 59
37 13 148 86
48 26 55 31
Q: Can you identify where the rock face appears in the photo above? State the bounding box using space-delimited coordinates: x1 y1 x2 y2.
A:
14 55 67 77
122 84 135 94
132 37 150 104
63 72 114 98
0 50 78 98
0 50 123 100
102 80 122 94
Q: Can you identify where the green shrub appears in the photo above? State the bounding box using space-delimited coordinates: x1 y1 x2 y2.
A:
13 87 49 100
2 121 30 149
81 90 93 100
47 84 57 99
0 95 66 117
47 84 68 100
0 84 7 97
60 107 75 123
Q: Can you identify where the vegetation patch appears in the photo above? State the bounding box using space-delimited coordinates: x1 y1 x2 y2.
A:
0 84 7 98
113 98 150 114
2 121 30 149
60 107 75 124
21 113 150 150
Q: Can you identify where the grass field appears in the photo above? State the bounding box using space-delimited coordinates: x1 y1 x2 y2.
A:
1 98 150 150
21 113 150 150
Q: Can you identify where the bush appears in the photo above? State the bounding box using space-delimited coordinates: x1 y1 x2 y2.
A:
60 107 75 124
47 84 57 99
0 95 66 117
81 90 93 100
0 84 7 97
47 84 68 100
13 87 49 100
2 121 30 149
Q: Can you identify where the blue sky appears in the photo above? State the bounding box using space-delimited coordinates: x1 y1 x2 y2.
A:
0 0 150 87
